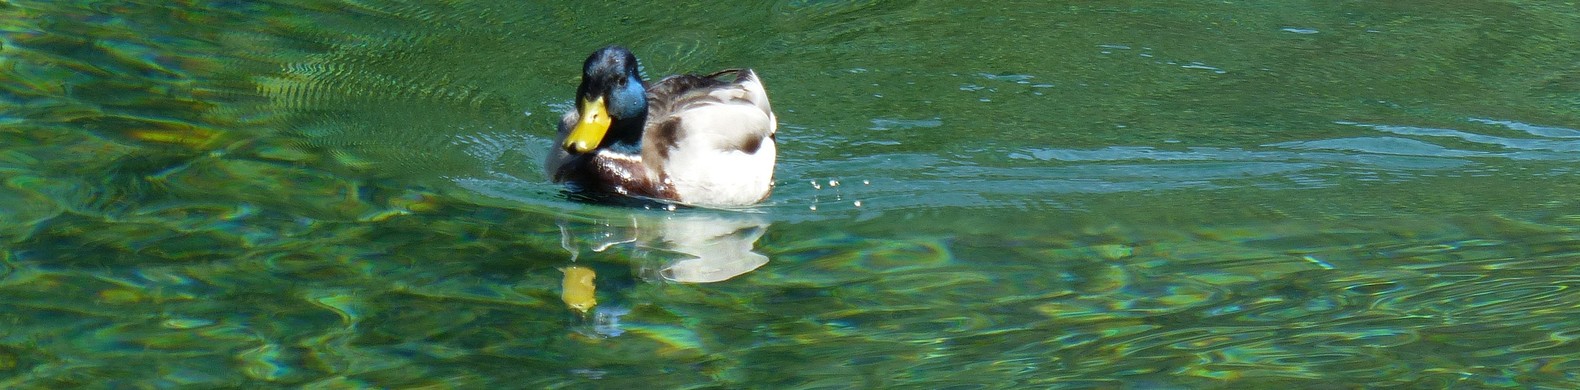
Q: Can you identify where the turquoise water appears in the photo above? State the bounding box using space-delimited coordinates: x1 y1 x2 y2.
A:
3 0 1580 387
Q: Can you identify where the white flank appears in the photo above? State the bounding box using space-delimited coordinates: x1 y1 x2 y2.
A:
662 77 777 207
663 121 776 206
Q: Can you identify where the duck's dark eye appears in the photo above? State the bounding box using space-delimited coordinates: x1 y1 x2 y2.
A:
609 76 647 119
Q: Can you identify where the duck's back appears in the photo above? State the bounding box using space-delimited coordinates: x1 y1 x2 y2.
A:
641 69 778 207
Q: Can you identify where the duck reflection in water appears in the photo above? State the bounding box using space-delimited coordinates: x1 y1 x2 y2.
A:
554 209 770 335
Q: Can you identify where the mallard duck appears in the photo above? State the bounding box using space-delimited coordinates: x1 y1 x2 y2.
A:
546 46 777 207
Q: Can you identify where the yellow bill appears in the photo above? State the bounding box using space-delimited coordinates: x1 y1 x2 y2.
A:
561 265 597 314
563 96 611 153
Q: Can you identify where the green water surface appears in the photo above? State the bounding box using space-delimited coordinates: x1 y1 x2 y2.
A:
3 1 1580 388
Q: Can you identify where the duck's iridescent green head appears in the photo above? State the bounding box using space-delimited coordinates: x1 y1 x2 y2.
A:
564 46 647 154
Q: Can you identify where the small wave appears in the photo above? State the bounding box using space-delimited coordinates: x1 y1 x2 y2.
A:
1343 121 1580 154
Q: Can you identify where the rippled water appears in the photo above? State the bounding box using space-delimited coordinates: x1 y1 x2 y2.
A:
3 1 1580 387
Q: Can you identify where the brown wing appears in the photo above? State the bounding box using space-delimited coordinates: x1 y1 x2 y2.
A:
642 69 775 157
